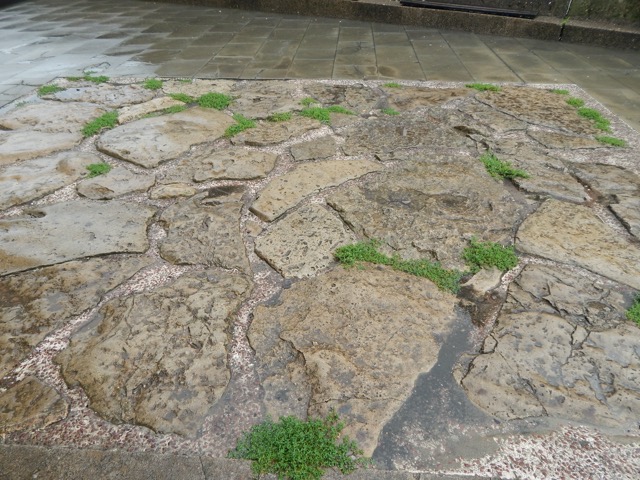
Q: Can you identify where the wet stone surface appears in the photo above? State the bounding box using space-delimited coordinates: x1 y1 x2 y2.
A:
0 79 639 479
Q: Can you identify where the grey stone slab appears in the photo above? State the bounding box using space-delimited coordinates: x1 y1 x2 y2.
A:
77 166 156 200
0 130 82 166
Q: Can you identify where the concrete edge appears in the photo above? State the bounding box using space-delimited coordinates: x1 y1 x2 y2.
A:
141 0 640 49
0 444 499 480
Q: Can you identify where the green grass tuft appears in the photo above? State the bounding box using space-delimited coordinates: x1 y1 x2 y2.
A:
335 240 464 293
381 107 400 116
224 113 256 138
301 97 316 107
169 93 196 103
143 78 163 90
479 152 529 180
228 411 369 480
550 89 569 95
267 112 292 122
566 97 585 108
82 111 119 137
462 238 518 273
577 107 611 132
383 82 402 88
626 297 640 326
300 105 354 125
466 83 500 92
326 105 354 115
86 162 112 178
198 92 233 110
67 74 109 84
37 85 64 96
595 135 626 147
163 105 187 115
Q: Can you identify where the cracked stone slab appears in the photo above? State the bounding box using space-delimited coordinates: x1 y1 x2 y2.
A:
46 84 155 108
229 81 302 119
0 130 82 166
96 108 235 168
254 204 354 278
149 183 198 199
231 117 320 146
77 166 155 200
0 101 105 134
0 151 99 209
251 159 383 222
249 266 458 455
611 195 640 239
516 199 640 290
328 158 523 270
0 256 153 378
161 79 235 98
159 189 249 273
457 99 527 134
163 147 277 184
569 163 640 199
290 135 337 162
384 87 469 111
56 270 252 437
0 377 68 434
117 97 184 124
527 129 602 150
303 83 382 115
0 200 156 276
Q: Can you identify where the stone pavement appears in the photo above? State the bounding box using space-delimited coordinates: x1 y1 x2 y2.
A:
1 0 640 132
1 76 640 479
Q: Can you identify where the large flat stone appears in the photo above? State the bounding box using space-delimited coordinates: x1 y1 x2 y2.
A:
56 270 252 436
0 130 82 166
303 83 382 115
385 87 469 111
96 108 235 168
0 151 99 209
516 199 640 289
231 117 320 147
77 166 156 200
0 256 153 378
0 101 105 134
0 200 156 276
290 135 337 162
570 163 640 199
249 266 458 455
47 84 154 108
251 159 383 222
254 204 354 278
229 81 302 119
117 97 184 124
611 194 640 239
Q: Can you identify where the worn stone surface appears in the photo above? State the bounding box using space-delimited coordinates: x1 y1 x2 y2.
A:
0 101 105 134
255 205 354 278
47 84 155 108
56 270 252 436
229 81 302 119
290 135 336 161
0 377 68 434
303 83 382 115
457 99 528 134
328 158 522 270
0 130 82 166
164 147 277 183
231 117 320 146
0 200 156 276
516 199 640 289
159 189 249 273
477 87 600 135
251 159 383 222
611 194 640 238
249 266 458 455
149 183 198 199
341 113 473 156
97 108 235 168
570 163 640 199
0 256 152 377
77 166 155 200
162 79 234 98
528 129 603 150
117 97 184 124
0 151 98 209
385 87 469 111
462 264 640 428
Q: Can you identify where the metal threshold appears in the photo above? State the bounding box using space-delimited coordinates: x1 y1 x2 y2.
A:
398 1 537 19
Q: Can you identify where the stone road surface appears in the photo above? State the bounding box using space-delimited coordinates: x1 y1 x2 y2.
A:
1 77 640 479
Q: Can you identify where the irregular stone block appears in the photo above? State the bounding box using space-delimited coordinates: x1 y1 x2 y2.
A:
528 129 602 150
229 81 302 119
0 200 156 276
290 135 336 161
0 101 105 134
149 183 198 199
162 79 234 98
0 130 82 166
56 270 252 436
47 84 154 108
249 266 458 455
255 205 354 278
385 87 469 111
97 108 235 168
570 163 640 199
77 166 155 200
303 84 382 115
231 117 320 146
611 194 640 239
251 159 383 222
117 97 184 124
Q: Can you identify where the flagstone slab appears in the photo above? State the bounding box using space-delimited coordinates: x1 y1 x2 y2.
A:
527 129 602 150
56 270 252 437
96 108 235 168
251 159 383 222
0 256 153 378
117 97 184 124
162 79 235 98
516 199 640 290
231 117 320 147
229 81 302 119
385 87 469 111
0 101 105 134
149 183 198 199
611 195 640 239
77 166 156 200
0 151 98 209
303 83 382 115
290 135 336 161
47 84 154 108
0 130 82 166
0 200 156 276
570 163 640 198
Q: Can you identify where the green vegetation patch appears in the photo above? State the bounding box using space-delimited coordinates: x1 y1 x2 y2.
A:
383 82 402 88
381 108 400 116
198 92 233 110
300 105 355 125
462 238 518 273
566 97 585 108
596 135 626 147
162 105 187 115
224 113 256 138
86 162 112 178
626 297 640 326
67 74 109 84
577 107 611 132
143 78 163 90
550 89 569 95
480 152 529 180
169 93 196 103
82 111 119 137
301 97 316 107
267 112 292 122
37 85 64 96
466 83 500 92
228 411 368 480
335 240 463 293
